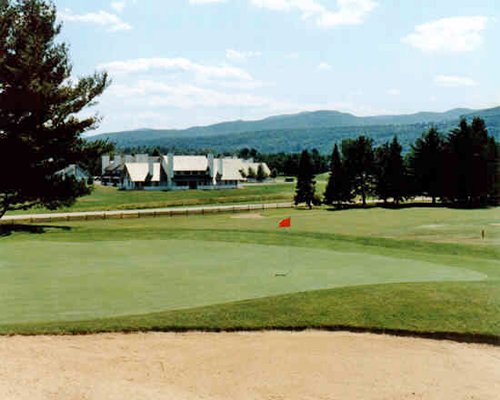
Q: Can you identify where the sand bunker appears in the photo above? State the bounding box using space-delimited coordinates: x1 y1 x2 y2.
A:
417 224 446 229
230 213 265 219
1 331 499 400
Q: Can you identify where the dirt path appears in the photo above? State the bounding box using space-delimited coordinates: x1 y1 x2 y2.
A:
0 331 499 400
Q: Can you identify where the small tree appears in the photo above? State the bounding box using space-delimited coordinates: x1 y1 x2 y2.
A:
0 0 109 218
324 143 353 207
247 167 256 179
342 136 374 206
294 150 316 209
256 163 267 182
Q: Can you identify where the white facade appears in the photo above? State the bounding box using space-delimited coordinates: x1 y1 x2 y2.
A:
106 153 270 191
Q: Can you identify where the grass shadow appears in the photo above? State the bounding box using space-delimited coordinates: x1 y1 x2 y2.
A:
0 224 72 237
324 201 496 212
323 203 379 212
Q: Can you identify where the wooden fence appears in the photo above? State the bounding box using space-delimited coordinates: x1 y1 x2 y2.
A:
0 202 293 225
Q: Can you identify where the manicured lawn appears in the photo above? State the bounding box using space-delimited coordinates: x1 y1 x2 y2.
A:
0 207 498 338
0 239 486 324
4 282 496 341
6 183 296 215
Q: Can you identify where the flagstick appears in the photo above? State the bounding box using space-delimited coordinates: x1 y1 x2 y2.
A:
285 225 292 275
277 217 292 277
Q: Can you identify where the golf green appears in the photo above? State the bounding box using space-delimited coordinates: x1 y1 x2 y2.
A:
0 239 485 324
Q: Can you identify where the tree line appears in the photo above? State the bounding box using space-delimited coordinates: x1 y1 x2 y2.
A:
295 117 498 208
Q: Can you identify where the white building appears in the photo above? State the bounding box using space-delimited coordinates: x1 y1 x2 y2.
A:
101 153 270 190
56 164 90 183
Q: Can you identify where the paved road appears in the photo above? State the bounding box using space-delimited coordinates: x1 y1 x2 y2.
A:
0 202 293 224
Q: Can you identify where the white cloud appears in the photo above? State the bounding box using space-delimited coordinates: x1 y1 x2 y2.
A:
98 57 252 80
285 52 300 59
189 0 227 3
107 80 380 116
402 16 488 53
387 88 400 96
434 75 478 87
109 80 275 109
226 49 262 62
213 79 271 90
110 2 126 13
60 9 132 31
250 0 378 28
250 0 291 11
317 62 332 71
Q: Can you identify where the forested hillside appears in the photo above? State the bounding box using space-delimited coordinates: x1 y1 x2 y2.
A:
90 107 500 154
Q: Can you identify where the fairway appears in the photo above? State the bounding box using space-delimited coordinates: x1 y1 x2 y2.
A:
0 239 486 324
1 207 499 338
6 183 297 215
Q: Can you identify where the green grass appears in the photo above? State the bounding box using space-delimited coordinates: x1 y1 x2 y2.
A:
3 282 497 342
0 207 499 339
7 183 296 215
0 239 486 324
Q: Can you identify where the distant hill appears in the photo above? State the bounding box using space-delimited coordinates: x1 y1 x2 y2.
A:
90 106 500 154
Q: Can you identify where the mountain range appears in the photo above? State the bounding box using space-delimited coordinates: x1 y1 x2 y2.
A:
90 106 500 154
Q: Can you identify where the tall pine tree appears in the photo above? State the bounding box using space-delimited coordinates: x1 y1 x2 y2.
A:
408 127 445 203
324 143 353 207
0 0 109 218
294 150 316 209
374 142 391 203
442 118 497 204
386 136 406 204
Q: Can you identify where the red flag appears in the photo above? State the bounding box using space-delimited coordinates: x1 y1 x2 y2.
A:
278 217 291 228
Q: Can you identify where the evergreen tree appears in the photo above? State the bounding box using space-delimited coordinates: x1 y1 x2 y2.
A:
442 118 497 204
311 148 328 174
374 142 391 203
256 163 267 182
294 150 316 209
324 143 353 207
81 139 115 177
0 0 109 218
374 137 406 204
247 167 256 179
342 136 374 206
386 136 406 204
408 127 445 203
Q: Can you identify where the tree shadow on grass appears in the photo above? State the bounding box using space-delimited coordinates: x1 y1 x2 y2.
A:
324 201 496 212
0 224 72 237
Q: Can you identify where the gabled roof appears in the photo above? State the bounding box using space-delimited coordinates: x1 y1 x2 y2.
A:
163 156 208 172
55 164 89 180
125 163 161 183
104 162 124 173
218 158 245 181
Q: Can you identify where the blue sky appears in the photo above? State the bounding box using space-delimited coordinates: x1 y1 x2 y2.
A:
53 0 500 134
